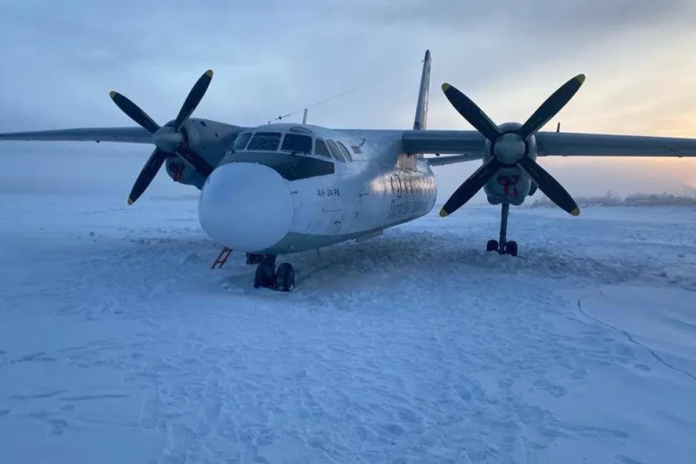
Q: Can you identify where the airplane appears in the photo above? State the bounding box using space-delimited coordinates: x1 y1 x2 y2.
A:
3 49 696 292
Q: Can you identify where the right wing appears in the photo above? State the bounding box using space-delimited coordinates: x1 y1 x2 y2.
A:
0 127 152 144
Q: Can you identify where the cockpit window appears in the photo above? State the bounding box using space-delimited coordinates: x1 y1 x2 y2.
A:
232 132 252 151
247 132 282 151
280 133 313 155
326 140 345 162
314 139 331 158
336 141 353 162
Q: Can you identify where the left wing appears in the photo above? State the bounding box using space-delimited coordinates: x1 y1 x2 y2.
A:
401 129 696 166
426 154 481 166
536 132 696 157
0 127 152 144
403 129 486 157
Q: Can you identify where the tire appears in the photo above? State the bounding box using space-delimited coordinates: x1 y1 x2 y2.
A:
254 262 276 288
505 241 518 257
486 239 499 252
275 263 295 292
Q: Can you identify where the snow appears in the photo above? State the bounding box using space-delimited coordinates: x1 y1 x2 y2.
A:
1 192 696 464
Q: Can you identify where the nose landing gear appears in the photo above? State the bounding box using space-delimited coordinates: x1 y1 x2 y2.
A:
253 255 295 292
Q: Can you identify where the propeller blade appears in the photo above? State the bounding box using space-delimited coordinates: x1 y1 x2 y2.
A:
127 148 168 205
441 83 501 142
175 145 214 177
174 70 214 131
517 157 579 216
109 91 160 134
517 74 585 139
440 157 502 217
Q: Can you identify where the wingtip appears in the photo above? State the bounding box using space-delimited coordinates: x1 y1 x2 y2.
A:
441 83 451 92
109 90 116 99
439 209 449 217
205 69 214 78
575 74 586 84
570 207 580 216
127 198 134 205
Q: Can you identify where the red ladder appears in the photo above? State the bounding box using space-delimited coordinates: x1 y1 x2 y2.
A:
211 247 232 269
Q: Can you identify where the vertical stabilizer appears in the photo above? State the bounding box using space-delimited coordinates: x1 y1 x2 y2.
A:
413 49 431 130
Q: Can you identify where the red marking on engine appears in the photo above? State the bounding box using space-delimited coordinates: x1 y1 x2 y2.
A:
171 164 184 182
496 175 520 197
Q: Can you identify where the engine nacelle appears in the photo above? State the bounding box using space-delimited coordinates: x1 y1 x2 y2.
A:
482 121 539 206
163 118 245 189
484 166 532 206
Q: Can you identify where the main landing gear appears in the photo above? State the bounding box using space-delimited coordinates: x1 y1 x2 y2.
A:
251 254 295 292
486 202 518 257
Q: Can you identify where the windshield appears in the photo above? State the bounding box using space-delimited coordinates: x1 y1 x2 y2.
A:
281 133 313 155
247 132 282 151
232 132 252 151
326 139 345 162
314 139 331 158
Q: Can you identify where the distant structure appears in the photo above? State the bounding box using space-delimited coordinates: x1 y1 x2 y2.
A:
529 190 696 208
624 192 696 207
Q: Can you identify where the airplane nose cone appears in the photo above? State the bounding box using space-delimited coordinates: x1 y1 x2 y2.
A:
198 163 293 252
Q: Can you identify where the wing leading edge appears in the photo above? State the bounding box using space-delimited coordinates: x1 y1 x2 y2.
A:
0 127 152 144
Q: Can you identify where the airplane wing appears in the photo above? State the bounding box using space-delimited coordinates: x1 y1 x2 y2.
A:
402 129 486 157
0 127 152 144
426 154 482 166
536 132 696 157
402 130 696 165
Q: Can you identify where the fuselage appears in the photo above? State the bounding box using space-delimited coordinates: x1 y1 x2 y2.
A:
197 123 437 255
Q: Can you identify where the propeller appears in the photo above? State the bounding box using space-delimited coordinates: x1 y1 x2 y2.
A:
439 75 585 218
109 70 215 205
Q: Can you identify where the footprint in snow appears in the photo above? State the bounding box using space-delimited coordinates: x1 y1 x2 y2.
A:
48 418 68 435
634 363 652 372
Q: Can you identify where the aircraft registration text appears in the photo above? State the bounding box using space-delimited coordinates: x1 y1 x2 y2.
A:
317 188 341 197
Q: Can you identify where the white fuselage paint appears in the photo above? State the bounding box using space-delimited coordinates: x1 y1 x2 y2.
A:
197 124 437 255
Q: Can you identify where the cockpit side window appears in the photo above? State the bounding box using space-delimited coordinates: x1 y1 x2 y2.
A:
336 141 353 162
232 132 252 151
325 140 345 162
314 139 331 158
247 132 282 151
280 133 313 155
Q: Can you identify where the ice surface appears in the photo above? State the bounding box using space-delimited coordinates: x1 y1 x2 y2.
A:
1 192 695 464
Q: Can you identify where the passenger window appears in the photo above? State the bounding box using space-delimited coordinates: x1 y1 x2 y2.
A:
232 132 252 151
336 141 353 162
326 140 345 162
314 139 331 158
351 145 362 154
281 133 313 155
246 132 282 151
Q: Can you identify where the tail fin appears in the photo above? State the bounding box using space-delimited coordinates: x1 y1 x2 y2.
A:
413 49 431 131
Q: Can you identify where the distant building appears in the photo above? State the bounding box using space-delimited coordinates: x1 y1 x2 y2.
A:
529 191 696 208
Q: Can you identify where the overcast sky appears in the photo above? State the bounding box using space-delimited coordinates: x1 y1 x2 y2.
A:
1 0 696 200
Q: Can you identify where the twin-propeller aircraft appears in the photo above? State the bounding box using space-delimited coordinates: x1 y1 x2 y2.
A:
3 50 696 291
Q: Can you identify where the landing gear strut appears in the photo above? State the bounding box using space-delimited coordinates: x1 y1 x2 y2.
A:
486 202 518 257
253 255 295 292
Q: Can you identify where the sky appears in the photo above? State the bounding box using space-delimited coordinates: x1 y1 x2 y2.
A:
1 0 696 201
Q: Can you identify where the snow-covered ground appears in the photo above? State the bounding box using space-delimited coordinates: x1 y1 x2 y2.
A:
1 192 695 464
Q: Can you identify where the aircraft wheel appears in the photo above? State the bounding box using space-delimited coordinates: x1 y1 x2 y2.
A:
504 241 518 257
486 239 499 252
254 262 276 288
275 263 295 292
